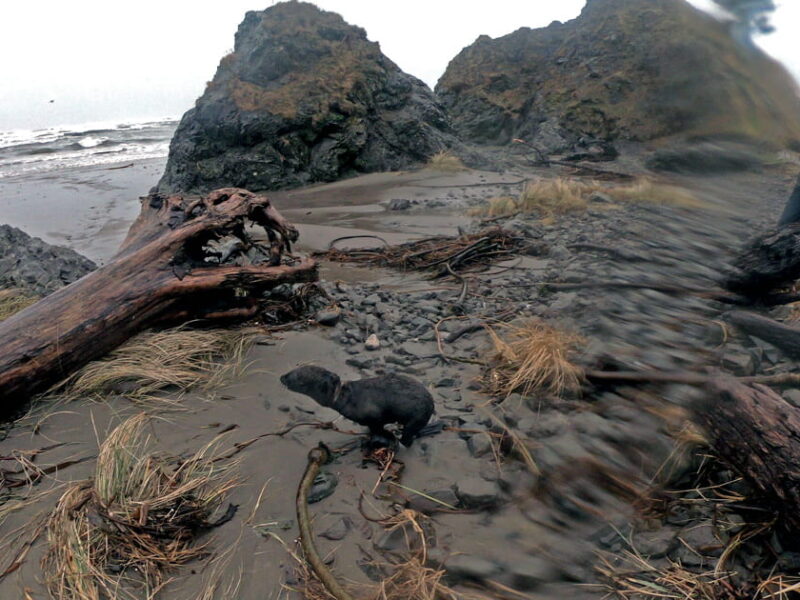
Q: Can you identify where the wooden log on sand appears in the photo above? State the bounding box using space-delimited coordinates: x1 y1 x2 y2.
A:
0 188 317 409
694 378 800 533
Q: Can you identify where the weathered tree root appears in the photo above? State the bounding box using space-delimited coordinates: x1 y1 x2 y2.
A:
694 378 800 533
0 188 317 408
317 229 524 277
296 444 356 600
723 223 800 298
724 310 800 359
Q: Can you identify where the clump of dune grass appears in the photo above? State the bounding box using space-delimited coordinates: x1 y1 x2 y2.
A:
485 319 585 398
471 195 520 218
374 557 459 600
0 288 37 321
470 178 589 218
426 150 466 173
50 327 251 404
597 547 736 600
470 176 701 218
371 510 492 600
609 178 703 208
42 414 237 600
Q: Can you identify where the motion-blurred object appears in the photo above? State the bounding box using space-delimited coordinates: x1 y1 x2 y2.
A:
437 0 800 153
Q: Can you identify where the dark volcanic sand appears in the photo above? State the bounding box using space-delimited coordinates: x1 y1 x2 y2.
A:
2 157 800 598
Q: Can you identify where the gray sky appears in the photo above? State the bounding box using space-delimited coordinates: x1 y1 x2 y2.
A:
0 0 797 131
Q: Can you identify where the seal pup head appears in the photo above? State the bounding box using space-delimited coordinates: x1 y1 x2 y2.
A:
280 365 340 407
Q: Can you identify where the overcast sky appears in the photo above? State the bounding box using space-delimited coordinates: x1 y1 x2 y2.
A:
0 0 797 131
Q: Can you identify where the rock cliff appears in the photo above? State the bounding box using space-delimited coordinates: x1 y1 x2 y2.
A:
158 1 458 193
436 0 800 152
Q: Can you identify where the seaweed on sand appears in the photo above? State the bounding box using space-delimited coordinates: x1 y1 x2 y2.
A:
316 229 526 276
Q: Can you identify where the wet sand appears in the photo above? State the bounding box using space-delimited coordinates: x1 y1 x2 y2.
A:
0 159 165 264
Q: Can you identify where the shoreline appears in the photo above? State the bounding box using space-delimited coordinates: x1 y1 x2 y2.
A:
0 158 165 264
0 161 524 263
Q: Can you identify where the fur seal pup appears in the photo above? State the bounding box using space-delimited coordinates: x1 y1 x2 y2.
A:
280 366 434 446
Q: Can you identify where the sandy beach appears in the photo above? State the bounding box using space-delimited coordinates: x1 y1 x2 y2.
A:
3 149 800 599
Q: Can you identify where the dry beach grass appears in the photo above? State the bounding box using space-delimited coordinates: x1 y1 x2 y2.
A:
48 328 252 405
0 289 38 321
485 319 585 398
42 414 237 600
471 176 702 219
426 151 466 173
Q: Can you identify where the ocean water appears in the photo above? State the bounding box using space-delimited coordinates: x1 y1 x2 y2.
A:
0 117 178 179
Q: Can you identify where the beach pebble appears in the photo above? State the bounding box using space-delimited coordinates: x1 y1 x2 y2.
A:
387 198 411 211
308 472 338 504
365 334 381 351
455 478 501 509
508 557 555 590
321 518 351 541
444 554 503 582
315 309 340 326
631 528 679 558
466 434 493 458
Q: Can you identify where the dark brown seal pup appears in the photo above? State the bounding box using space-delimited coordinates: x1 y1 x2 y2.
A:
280 366 434 446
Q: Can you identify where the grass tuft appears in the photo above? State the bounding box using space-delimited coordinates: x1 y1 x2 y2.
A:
42 414 237 600
0 289 38 321
426 151 466 173
50 327 251 404
597 548 733 600
485 319 585 398
470 176 702 218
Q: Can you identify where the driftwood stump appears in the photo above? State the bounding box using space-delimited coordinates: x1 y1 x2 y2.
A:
694 378 800 532
724 224 800 298
725 310 800 359
0 188 317 408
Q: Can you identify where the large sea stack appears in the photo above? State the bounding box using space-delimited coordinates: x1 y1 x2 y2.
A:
158 1 457 193
436 0 800 152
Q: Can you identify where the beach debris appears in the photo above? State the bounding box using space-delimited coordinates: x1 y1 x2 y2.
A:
296 444 357 600
484 319 585 398
365 333 381 351
724 221 800 300
692 378 800 534
41 414 237 600
48 327 251 404
0 188 317 408
316 229 525 277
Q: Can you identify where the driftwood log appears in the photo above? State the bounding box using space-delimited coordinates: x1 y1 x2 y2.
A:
724 223 800 298
694 378 800 533
0 188 317 408
725 310 800 359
